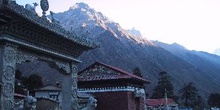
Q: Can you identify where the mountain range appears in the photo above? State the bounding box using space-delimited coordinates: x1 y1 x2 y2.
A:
214 48 220 56
52 2 220 99
18 2 220 101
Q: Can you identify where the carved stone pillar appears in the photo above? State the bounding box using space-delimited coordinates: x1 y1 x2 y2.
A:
61 62 78 110
71 63 78 110
0 43 17 110
61 73 72 110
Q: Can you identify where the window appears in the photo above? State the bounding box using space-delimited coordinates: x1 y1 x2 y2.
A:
49 92 59 101
50 94 59 101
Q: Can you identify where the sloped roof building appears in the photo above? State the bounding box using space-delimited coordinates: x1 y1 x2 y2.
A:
78 61 150 110
146 98 178 110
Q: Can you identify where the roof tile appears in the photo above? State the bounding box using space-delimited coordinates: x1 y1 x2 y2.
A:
78 61 150 83
146 98 176 107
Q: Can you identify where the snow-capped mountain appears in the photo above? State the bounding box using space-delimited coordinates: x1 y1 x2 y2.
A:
127 27 143 38
54 3 154 45
51 2 220 99
214 48 220 56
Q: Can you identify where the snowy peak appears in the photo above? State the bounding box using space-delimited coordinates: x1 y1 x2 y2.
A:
55 2 155 46
70 2 90 10
214 48 220 56
170 42 187 50
62 2 117 34
69 2 112 27
127 27 143 38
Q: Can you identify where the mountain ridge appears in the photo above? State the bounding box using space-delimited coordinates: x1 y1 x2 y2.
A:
214 48 220 56
154 41 220 88
55 2 220 97
18 2 220 101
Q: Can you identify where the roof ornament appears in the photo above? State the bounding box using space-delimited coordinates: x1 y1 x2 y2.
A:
40 0 49 18
25 2 38 14
11 0 16 4
23 96 37 110
50 11 60 25
134 88 146 97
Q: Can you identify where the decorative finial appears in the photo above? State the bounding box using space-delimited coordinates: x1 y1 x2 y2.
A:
50 11 60 24
25 2 38 14
11 0 16 3
40 0 49 18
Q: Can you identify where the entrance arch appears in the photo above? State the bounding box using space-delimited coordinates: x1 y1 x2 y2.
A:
0 0 97 109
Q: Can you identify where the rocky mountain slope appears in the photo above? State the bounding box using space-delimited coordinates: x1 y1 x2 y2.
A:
154 41 220 87
17 2 220 100
127 28 143 38
51 2 220 99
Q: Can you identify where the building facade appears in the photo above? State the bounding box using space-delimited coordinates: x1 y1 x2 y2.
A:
34 85 62 102
78 61 151 110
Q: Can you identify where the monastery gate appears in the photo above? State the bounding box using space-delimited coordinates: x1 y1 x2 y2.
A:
0 0 96 109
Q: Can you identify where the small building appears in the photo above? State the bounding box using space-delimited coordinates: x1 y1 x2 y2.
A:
78 61 151 110
34 85 62 102
146 98 178 110
34 85 97 109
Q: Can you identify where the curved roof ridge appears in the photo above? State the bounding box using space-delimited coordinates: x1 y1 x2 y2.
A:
95 61 148 82
2 2 98 49
79 61 150 83
34 85 61 91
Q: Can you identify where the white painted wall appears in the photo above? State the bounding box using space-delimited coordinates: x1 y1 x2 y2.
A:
35 91 62 103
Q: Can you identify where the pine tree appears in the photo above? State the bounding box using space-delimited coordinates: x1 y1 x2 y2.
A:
208 93 220 108
23 74 43 91
151 71 175 99
179 82 201 108
133 67 143 77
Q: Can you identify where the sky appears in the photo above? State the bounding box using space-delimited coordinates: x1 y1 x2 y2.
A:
16 0 220 53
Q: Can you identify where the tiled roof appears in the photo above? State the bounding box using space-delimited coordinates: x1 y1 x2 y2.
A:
0 2 98 49
78 61 150 83
146 98 176 107
34 85 61 91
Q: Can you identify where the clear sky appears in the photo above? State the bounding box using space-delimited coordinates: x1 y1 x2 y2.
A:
16 0 220 53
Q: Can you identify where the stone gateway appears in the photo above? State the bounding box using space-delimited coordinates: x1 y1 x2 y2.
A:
0 0 97 109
